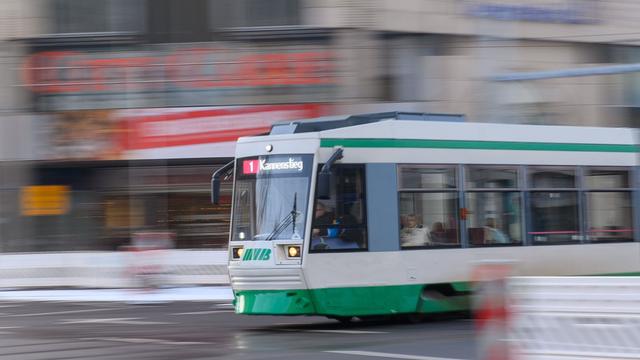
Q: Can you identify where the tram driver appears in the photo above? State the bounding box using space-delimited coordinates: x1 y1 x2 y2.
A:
311 201 363 249
312 201 335 237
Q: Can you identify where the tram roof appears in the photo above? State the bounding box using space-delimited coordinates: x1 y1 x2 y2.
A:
269 112 465 135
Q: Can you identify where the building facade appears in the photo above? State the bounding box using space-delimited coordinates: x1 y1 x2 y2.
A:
1 0 639 252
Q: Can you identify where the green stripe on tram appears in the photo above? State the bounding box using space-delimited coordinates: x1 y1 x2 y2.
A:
320 138 639 153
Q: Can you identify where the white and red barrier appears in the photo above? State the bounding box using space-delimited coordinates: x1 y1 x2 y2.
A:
473 262 515 360
507 276 640 360
0 250 229 289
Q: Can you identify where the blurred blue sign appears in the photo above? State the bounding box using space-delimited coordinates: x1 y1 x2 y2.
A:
467 0 599 24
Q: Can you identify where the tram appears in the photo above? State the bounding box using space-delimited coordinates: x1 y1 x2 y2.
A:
212 112 640 320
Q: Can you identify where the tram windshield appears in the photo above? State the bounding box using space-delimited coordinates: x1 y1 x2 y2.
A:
231 154 313 241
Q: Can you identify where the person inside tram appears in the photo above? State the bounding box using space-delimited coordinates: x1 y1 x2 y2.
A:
400 213 431 247
312 201 335 238
336 204 364 248
484 217 509 244
430 221 447 244
311 201 363 249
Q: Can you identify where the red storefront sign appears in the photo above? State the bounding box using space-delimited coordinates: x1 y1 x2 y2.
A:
23 47 335 94
42 104 327 161
118 103 325 151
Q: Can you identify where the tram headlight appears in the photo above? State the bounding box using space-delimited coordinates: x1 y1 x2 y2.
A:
287 246 301 258
232 247 244 260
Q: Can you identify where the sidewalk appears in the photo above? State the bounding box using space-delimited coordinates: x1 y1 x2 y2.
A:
0 286 234 303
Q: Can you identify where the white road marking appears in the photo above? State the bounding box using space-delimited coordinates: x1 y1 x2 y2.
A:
215 303 234 307
325 350 464 360
6 307 123 317
0 327 19 335
575 323 629 328
0 304 23 308
306 330 387 334
171 310 234 315
60 317 171 325
85 337 209 345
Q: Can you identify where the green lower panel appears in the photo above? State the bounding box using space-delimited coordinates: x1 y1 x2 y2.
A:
234 283 471 317
310 284 423 316
418 294 470 314
234 289 317 315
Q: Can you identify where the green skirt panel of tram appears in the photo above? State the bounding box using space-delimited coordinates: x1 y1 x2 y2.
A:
233 283 471 316
233 289 317 315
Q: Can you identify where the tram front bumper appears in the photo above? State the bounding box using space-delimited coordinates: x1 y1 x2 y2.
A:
233 289 316 315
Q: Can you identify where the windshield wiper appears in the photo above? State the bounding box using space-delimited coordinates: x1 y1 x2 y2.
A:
266 193 299 241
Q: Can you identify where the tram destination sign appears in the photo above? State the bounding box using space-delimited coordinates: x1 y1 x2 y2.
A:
242 157 305 175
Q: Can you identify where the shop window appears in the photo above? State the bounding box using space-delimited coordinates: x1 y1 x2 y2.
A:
52 0 144 34
147 0 211 43
210 0 300 29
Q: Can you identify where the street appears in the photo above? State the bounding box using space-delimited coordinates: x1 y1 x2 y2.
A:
0 300 476 360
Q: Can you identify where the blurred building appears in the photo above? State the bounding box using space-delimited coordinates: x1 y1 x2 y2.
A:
1 0 639 252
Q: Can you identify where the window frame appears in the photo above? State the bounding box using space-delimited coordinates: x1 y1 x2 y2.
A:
309 164 368 253
528 166 578 189
526 166 581 245
397 164 461 250
393 164 637 251
464 165 523 247
584 167 634 243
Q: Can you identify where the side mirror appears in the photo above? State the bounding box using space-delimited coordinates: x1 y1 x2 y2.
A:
211 160 235 205
317 171 331 199
316 147 343 200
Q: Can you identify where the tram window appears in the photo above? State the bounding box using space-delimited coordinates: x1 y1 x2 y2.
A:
399 192 459 248
466 167 518 189
585 168 633 242
399 166 456 190
585 169 630 189
466 192 522 246
231 182 255 241
530 167 576 188
587 192 633 242
310 165 367 252
530 191 579 243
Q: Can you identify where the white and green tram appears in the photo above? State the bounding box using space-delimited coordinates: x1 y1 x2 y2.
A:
212 112 640 320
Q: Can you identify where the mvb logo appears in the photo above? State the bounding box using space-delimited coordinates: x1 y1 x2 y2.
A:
242 248 272 261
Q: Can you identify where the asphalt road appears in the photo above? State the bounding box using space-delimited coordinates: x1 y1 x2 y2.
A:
0 300 477 360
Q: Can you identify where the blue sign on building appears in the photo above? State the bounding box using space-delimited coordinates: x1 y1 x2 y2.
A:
467 0 599 24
